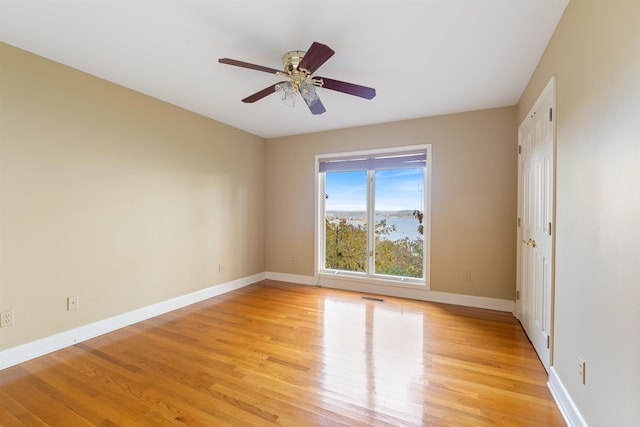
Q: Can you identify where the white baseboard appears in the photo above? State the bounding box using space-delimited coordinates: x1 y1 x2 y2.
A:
1 271 514 370
266 272 514 312
548 366 588 427
0 273 265 370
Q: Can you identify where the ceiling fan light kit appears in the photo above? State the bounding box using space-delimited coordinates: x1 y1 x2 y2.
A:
275 81 319 108
219 42 376 115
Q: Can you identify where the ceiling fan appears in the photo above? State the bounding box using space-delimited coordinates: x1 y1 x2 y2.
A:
219 42 376 115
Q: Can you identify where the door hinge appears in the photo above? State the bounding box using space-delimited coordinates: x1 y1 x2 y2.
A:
516 290 520 300
549 222 552 236
518 144 522 154
546 335 550 349
549 108 553 122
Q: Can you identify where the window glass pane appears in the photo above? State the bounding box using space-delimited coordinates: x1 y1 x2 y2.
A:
374 168 424 278
324 171 367 272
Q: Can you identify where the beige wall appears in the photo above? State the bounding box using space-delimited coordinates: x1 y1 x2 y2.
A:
517 0 640 424
3 1 638 421
0 43 265 350
265 107 517 300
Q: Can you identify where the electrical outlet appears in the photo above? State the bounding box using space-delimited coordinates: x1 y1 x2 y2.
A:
463 271 472 282
67 295 79 311
578 357 586 385
1 309 14 327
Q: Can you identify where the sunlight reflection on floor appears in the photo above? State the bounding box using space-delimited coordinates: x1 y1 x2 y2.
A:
322 297 425 424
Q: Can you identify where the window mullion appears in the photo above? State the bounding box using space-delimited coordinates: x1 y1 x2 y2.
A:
366 169 376 275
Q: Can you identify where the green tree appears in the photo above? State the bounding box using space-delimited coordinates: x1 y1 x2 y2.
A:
325 218 367 272
325 216 423 278
375 236 423 278
413 209 424 235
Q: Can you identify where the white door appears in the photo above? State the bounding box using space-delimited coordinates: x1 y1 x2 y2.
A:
517 77 555 372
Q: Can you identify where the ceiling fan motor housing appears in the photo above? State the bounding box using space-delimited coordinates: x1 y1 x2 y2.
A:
282 50 306 73
281 50 314 92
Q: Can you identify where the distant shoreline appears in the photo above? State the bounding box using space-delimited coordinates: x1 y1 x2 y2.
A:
326 211 423 241
326 210 418 220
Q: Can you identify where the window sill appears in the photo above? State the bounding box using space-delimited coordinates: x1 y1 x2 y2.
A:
318 270 428 290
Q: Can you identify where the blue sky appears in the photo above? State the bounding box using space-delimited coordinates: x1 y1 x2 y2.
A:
325 169 424 211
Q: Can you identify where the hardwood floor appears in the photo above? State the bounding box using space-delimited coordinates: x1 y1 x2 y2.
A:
0 280 566 426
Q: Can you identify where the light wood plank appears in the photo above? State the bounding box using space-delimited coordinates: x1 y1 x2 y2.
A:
0 280 566 426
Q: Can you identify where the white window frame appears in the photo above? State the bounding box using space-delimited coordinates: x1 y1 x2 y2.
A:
315 144 432 289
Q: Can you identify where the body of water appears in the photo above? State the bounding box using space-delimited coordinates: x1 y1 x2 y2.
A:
377 217 423 241
341 217 423 241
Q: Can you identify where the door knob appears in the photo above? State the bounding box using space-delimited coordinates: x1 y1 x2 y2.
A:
522 238 537 247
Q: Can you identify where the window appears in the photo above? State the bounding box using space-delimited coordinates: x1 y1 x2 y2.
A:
316 145 431 287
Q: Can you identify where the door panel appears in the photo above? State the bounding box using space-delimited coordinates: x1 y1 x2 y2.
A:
517 78 555 372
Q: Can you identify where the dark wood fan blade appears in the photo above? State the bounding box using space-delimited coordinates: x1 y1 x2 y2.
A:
316 77 376 99
298 42 335 74
241 82 286 103
219 58 282 75
306 98 326 115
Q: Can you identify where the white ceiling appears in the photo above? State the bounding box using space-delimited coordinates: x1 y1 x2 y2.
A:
0 0 568 139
